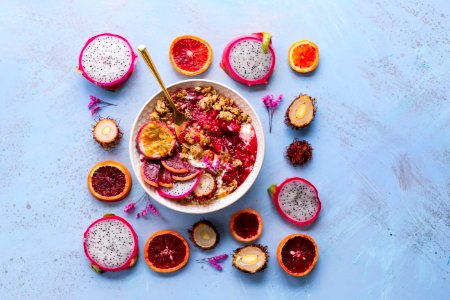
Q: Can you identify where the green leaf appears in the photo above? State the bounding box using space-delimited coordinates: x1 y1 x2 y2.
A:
261 32 272 54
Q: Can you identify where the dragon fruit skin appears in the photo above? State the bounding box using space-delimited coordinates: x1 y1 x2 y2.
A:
268 177 321 226
158 173 201 199
220 32 276 86
83 214 138 272
77 33 138 91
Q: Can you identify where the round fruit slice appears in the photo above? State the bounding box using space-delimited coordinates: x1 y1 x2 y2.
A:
229 209 263 242
84 214 138 273
232 244 269 274
194 173 216 201
288 40 319 73
268 177 321 226
144 230 190 273
161 153 190 174
87 161 131 201
188 220 219 250
136 121 176 159
93 117 122 150
169 35 213 76
158 174 200 199
172 166 200 181
158 167 174 188
285 94 316 129
277 234 318 276
140 160 160 187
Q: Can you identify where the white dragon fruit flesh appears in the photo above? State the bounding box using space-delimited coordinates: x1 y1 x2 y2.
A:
220 32 275 86
83 214 138 273
157 173 201 199
268 177 321 226
78 33 137 90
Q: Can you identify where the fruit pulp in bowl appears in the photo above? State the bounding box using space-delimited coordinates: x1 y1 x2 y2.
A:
130 79 264 214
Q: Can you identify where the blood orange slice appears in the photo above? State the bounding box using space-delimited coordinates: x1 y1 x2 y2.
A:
144 230 190 273
87 161 131 201
229 209 263 242
277 234 318 276
169 35 212 76
288 40 319 73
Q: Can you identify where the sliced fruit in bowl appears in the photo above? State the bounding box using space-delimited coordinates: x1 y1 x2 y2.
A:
158 174 200 199
136 121 176 159
87 161 131 201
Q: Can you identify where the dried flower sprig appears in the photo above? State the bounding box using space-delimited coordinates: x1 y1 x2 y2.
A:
123 193 160 219
196 254 229 271
262 94 283 133
88 95 116 116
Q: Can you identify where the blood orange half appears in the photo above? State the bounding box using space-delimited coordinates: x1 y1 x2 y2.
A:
277 234 318 276
87 161 131 201
288 40 319 73
144 230 190 273
229 209 263 242
169 35 212 76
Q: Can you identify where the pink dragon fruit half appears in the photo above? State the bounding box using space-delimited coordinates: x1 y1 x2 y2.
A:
77 33 138 90
220 32 276 86
83 214 138 273
268 177 321 226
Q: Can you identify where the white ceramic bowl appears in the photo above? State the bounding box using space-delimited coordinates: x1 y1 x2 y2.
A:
129 79 265 214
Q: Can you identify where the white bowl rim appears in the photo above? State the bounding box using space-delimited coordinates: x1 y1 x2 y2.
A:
129 79 265 214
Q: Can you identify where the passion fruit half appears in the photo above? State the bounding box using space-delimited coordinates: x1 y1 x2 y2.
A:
285 94 316 129
136 121 176 159
232 244 269 274
188 220 220 250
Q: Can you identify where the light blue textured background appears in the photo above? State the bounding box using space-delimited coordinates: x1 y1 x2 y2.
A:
0 0 449 299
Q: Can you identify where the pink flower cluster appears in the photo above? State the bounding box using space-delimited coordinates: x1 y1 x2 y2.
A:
88 95 116 116
197 254 228 271
123 193 160 220
262 94 283 133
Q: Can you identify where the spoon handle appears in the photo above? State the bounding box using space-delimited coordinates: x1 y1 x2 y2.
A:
137 45 178 111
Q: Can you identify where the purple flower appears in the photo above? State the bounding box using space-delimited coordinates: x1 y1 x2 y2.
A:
262 93 283 133
147 202 160 216
271 94 283 109
90 106 100 116
210 254 228 262
196 253 228 271
88 95 116 116
208 259 223 271
123 202 136 213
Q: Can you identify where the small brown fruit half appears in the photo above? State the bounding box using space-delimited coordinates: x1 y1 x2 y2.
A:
285 94 316 129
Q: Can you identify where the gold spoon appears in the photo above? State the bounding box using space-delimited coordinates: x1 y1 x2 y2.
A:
137 45 188 126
